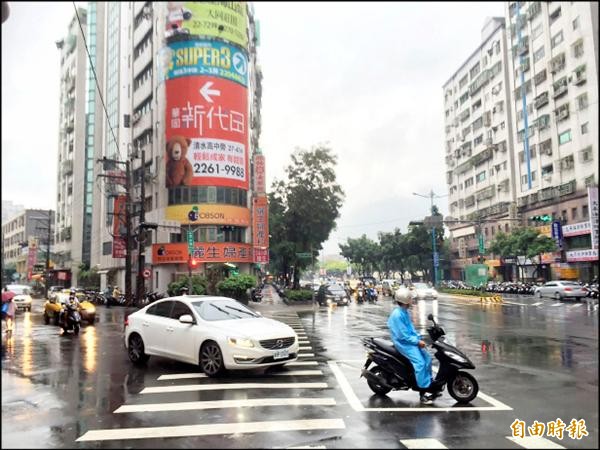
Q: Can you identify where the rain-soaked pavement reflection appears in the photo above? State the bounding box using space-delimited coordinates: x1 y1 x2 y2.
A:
2 293 597 448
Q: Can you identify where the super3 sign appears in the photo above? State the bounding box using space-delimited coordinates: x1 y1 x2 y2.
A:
166 75 249 190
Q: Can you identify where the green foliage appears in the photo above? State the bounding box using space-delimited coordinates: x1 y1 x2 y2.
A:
488 227 557 259
77 262 100 289
168 275 208 296
284 289 314 302
217 274 257 302
268 145 345 286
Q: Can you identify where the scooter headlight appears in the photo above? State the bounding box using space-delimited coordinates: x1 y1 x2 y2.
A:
444 351 467 363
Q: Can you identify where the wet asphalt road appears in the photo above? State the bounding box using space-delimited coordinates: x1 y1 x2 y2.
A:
1 288 597 449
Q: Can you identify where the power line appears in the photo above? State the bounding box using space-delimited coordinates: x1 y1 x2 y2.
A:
72 3 121 161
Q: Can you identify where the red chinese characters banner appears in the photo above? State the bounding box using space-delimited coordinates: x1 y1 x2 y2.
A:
253 154 265 194
113 195 127 258
252 196 269 263
165 75 249 190
152 243 252 264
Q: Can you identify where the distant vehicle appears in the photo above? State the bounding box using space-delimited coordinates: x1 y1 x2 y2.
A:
534 281 588 301
381 279 399 296
316 283 350 306
360 276 377 287
6 284 32 312
48 286 63 300
124 296 299 376
411 282 438 300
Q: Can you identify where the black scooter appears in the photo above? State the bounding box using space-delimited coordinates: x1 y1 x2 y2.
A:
361 313 479 403
60 299 82 335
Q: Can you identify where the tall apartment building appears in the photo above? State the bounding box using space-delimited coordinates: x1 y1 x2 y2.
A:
2 210 54 282
505 1 598 280
443 17 519 279
81 2 265 296
54 7 89 286
444 3 599 282
1 200 24 224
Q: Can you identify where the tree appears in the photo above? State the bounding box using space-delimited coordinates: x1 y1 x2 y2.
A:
77 262 100 289
268 145 345 288
339 234 380 276
488 227 557 280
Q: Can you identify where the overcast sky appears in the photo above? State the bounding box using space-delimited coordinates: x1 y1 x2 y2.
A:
1 1 505 256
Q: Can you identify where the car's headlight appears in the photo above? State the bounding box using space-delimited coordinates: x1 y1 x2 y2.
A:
228 337 255 348
444 351 467 363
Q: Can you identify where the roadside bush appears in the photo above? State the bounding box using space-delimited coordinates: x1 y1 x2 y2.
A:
438 287 494 297
168 275 208 296
284 289 314 302
217 274 257 304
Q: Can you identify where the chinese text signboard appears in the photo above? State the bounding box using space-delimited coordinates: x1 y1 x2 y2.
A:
112 195 127 258
161 40 248 87
152 243 253 264
566 248 598 262
165 2 248 48
588 186 598 250
253 154 265 194
252 196 269 248
561 221 591 237
166 75 248 190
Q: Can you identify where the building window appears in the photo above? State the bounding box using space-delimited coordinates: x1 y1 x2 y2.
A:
541 164 553 176
571 207 577 220
572 16 579 30
582 205 589 218
465 178 474 188
549 7 561 25
470 62 480 79
579 146 593 163
572 39 584 58
577 93 588 110
581 122 589 135
558 130 571 145
533 46 545 63
476 171 486 183
532 23 543 41
551 31 563 49
459 74 469 89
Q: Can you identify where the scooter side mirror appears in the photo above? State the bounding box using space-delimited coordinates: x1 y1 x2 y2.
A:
427 313 434 321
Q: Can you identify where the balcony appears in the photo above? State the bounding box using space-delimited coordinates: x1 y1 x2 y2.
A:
133 13 152 46
553 80 568 99
133 78 152 109
559 180 576 197
62 159 73 176
476 185 495 202
572 65 587 85
534 92 549 109
133 45 153 79
133 110 153 141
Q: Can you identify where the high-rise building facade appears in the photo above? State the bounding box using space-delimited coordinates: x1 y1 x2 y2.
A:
444 3 599 282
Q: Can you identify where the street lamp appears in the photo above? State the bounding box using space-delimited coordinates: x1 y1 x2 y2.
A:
413 190 447 287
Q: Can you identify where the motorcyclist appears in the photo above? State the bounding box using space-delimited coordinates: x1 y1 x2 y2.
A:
60 289 80 326
387 289 441 404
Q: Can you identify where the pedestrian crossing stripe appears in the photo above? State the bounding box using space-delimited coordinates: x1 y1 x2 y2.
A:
298 353 315 358
285 361 318 366
506 436 565 449
140 382 328 394
400 438 447 449
114 397 336 413
76 418 346 442
157 370 323 381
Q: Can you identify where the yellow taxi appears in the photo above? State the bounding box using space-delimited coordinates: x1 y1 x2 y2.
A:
43 288 96 326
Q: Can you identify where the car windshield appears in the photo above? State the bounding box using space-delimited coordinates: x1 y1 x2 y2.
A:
192 299 259 321
413 283 429 289
7 286 30 295
560 281 581 286
327 285 345 294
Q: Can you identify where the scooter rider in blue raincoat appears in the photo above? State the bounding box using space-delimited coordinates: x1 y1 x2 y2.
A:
387 287 440 404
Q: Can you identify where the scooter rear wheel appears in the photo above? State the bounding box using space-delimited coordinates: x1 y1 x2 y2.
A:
448 371 478 404
366 367 392 396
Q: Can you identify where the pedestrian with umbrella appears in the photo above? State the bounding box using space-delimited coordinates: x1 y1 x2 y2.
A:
2 286 17 337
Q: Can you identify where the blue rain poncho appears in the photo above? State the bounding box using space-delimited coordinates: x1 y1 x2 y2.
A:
387 306 433 389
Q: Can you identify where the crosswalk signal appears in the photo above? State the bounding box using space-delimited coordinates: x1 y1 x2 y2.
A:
530 214 552 223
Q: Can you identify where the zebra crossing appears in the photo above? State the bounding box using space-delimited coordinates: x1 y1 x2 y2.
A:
76 312 346 446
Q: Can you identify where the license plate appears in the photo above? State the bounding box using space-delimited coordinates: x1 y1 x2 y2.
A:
273 348 289 360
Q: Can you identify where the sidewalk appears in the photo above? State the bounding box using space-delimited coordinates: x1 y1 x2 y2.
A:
253 285 315 315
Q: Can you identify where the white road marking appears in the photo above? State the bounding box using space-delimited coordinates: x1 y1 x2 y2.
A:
299 346 313 351
400 438 447 449
287 446 327 449
569 303 582 308
531 302 543 306
329 360 513 412
285 361 319 366
506 436 565 449
298 353 315 358
157 370 322 381
551 303 563 307
298 340 310 344
76 418 346 442
114 397 336 413
140 382 328 394
502 301 529 306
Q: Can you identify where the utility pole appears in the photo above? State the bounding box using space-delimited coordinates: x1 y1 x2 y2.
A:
413 190 447 286
31 210 53 298
135 147 146 306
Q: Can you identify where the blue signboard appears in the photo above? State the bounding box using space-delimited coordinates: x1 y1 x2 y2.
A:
433 251 440 268
551 220 563 248
159 40 248 87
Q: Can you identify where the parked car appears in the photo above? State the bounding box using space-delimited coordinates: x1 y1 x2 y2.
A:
124 296 299 376
6 284 33 312
316 283 350 306
534 280 588 301
410 282 439 300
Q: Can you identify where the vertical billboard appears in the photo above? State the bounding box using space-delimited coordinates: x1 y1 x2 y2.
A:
165 2 248 48
588 186 598 250
252 196 269 263
112 195 127 258
26 238 38 280
253 153 265 194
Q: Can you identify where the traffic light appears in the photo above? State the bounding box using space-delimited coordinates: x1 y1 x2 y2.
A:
188 258 199 270
529 214 552 223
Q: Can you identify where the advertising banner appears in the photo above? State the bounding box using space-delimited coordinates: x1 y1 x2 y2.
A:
253 154 265 194
540 252 561 263
165 204 250 226
161 40 248 86
253 247 269 264
566 248 598 262
165 2 248 49
588 186 598 249
26 238 38 280
166 75 248 190
152 242 252 264
252 196 269 248
561 221 591 237
112 195 127 258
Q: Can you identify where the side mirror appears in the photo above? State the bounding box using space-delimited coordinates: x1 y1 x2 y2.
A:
427 313 434 321
179 314 194 324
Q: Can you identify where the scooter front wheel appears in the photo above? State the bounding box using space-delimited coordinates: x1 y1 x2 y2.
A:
448 371 478 404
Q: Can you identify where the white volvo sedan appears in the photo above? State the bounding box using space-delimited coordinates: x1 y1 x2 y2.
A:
124 295 299 376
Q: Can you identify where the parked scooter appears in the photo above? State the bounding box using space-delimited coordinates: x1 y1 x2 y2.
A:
60 297 82 335
361 313 479 403
251 287 263 303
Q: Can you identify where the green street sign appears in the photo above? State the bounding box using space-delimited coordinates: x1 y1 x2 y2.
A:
478 234 485 254
187 230 194 253
296 252 312 258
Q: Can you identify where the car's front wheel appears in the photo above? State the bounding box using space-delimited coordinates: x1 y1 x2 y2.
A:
128 334 150 365
200 341 224 377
